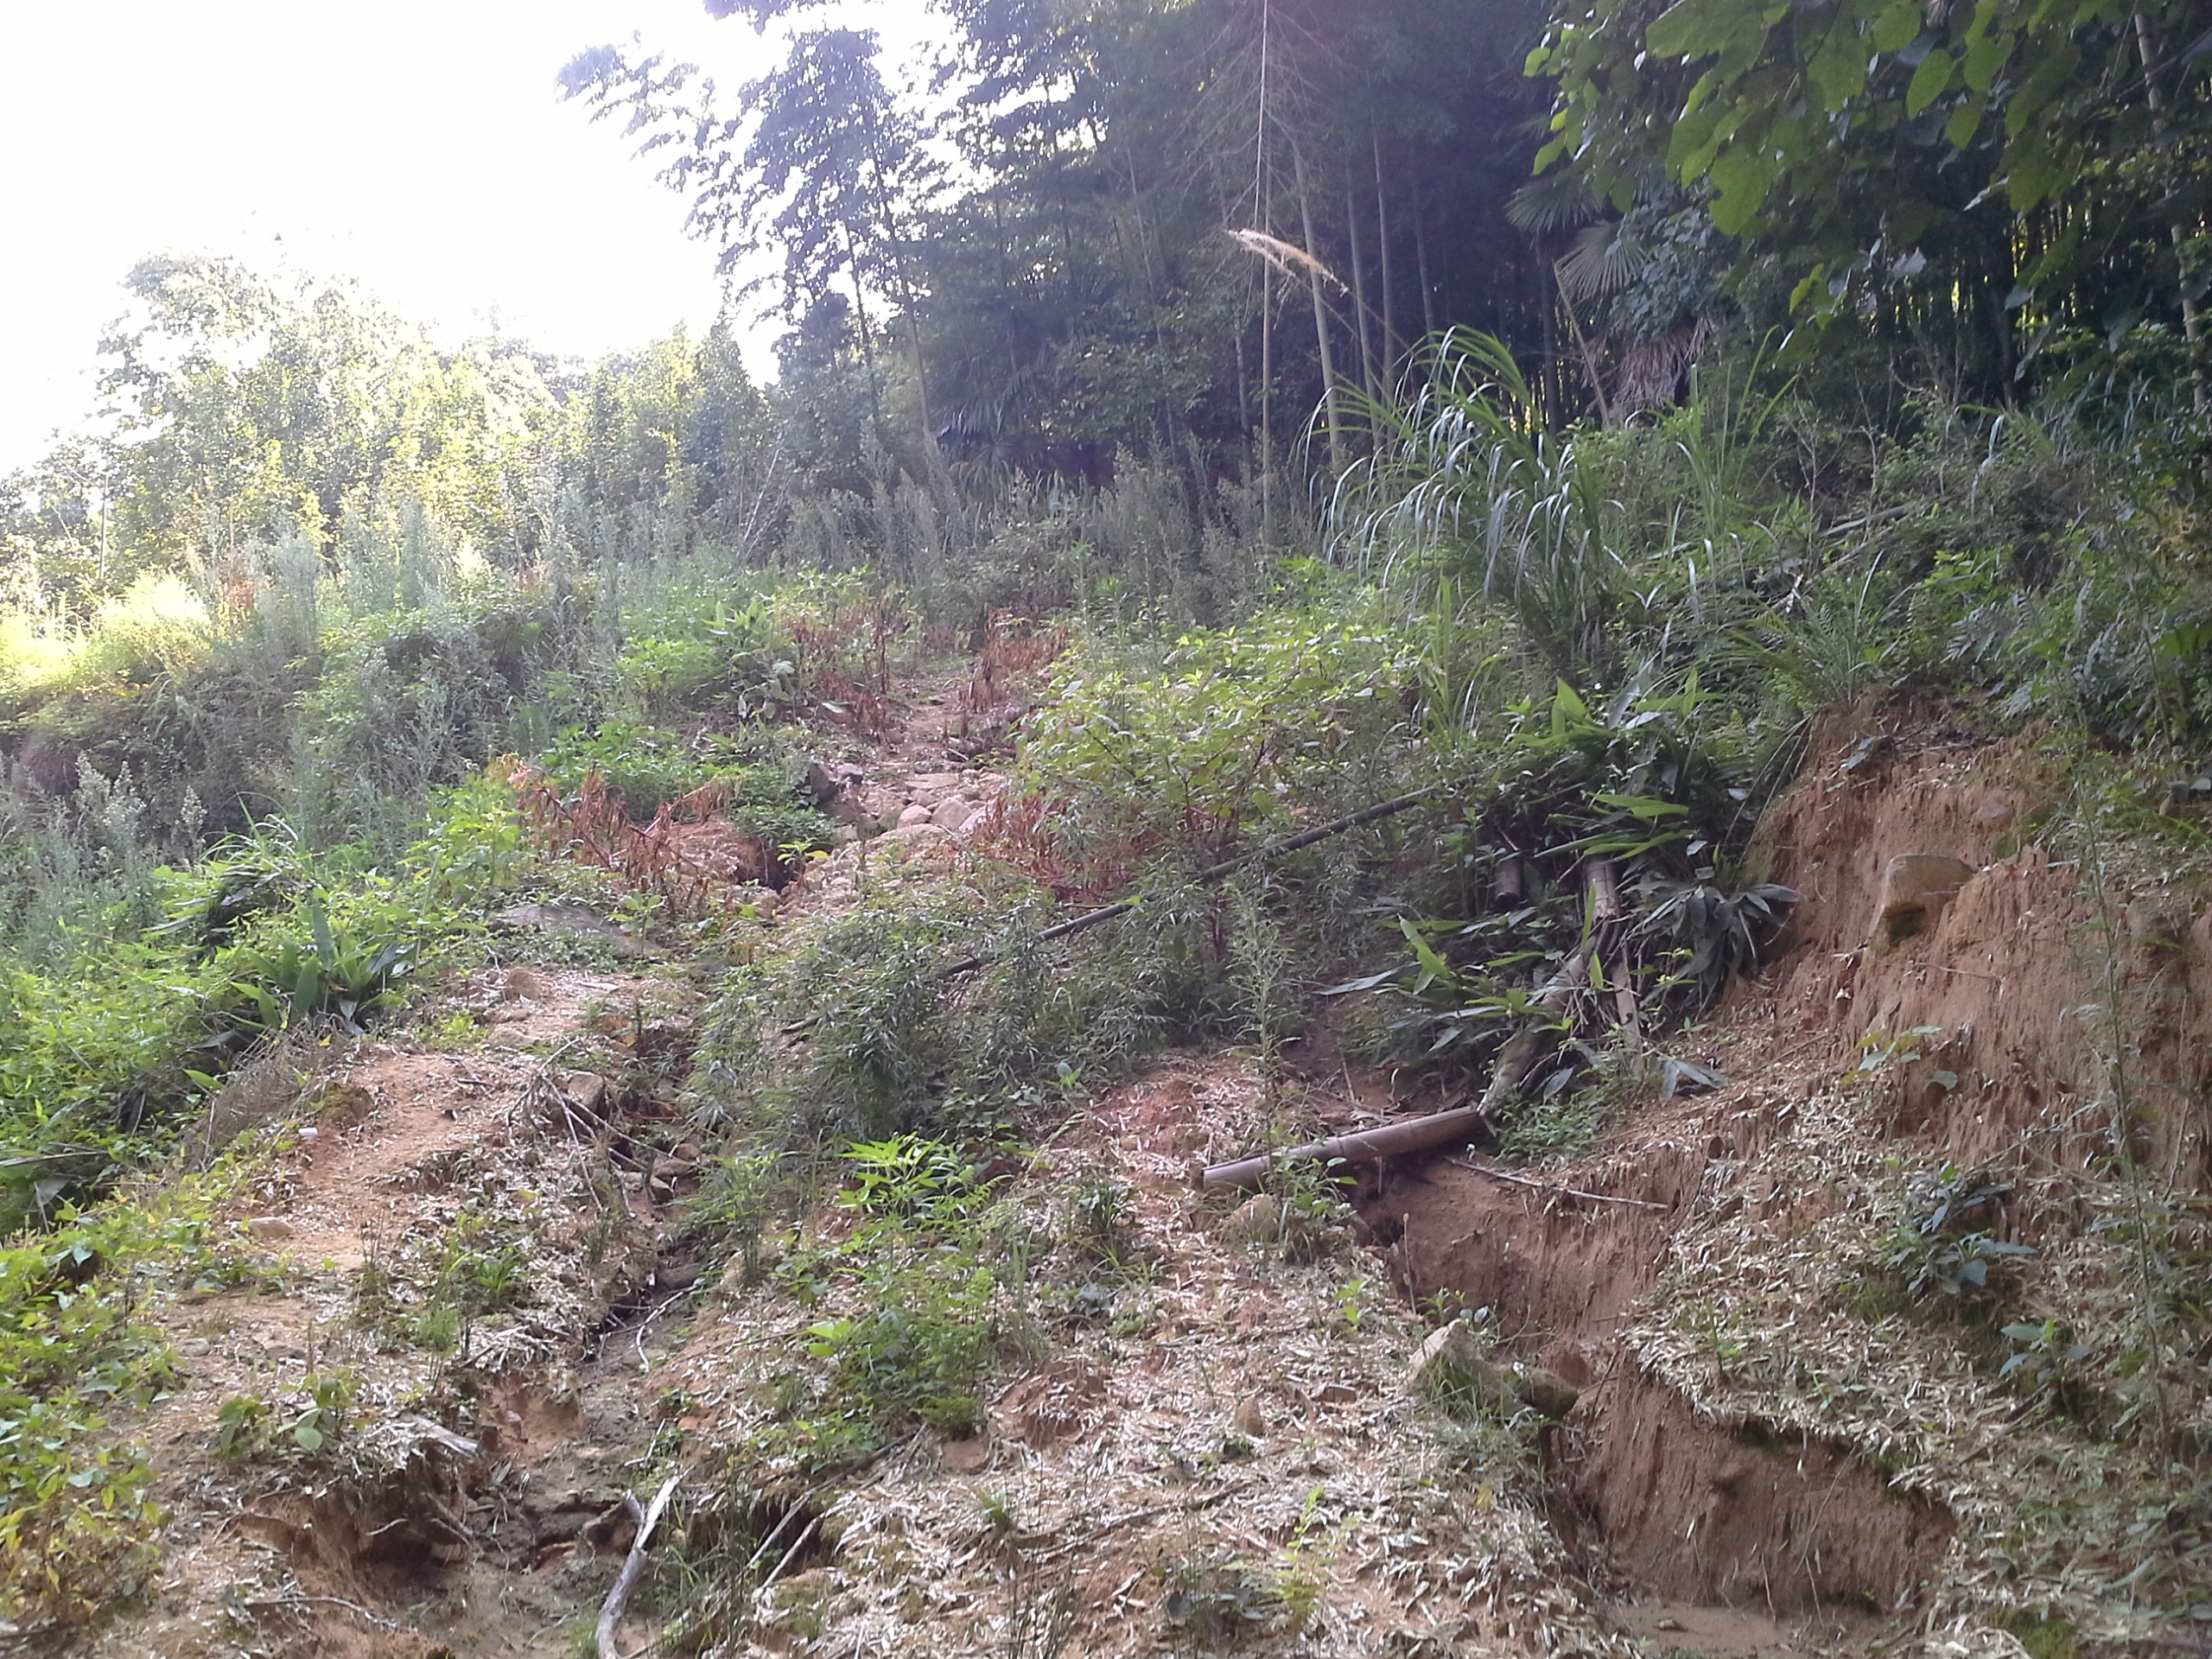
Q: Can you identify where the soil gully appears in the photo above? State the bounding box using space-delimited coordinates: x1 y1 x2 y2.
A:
1357 1113 1938 1630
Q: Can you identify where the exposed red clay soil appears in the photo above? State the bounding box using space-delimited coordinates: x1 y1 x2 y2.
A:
1363 701 2212 1619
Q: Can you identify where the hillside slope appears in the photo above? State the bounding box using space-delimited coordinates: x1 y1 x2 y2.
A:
18 672 2197 1659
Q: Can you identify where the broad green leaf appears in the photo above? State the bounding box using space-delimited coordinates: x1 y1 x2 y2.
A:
1647 0 1725 58
1590 792 1691 818
1807 27 1872 108
1886 196 1936 245
1944 98 1982 147
1962 32 2012 92
1906 48 1955 115
1870 2 1920 52
1707 146 1776 232
1549 679 1591 734
2004 148 2069 209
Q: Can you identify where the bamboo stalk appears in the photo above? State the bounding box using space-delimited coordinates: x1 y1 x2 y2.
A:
1292 142 1344 476
1200 1103 1491 1189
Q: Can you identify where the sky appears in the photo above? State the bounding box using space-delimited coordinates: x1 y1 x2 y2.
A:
0 1 914 472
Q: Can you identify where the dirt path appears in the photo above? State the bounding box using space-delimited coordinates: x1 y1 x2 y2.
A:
80 962 699 1659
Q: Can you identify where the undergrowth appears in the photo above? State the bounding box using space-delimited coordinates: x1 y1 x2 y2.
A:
0 1142 274 1626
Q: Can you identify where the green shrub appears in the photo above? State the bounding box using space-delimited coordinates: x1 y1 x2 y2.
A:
0 1161 264 1625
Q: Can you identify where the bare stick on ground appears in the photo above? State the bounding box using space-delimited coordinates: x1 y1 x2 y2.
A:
599 1471 684 1659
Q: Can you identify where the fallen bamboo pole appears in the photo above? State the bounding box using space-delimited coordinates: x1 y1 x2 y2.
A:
785 779 1465 1033
932 780 1457 980
1199 1103 1491 1188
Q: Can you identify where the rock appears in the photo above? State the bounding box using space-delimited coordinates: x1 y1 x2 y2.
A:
1874 854 1976 943
1221 1194 1283 1247
897 804 934 829
563 1071 610 1115
733 886 780 918
245 1216 294 1241
1404 1321 1510 1407
1231 1395 1268 1438
1511 1365 1580 1419
931 798 979 832
941 1436 991 1474
1070 1282 1116 1321
177 1337 211 1357
393 1414 480 1457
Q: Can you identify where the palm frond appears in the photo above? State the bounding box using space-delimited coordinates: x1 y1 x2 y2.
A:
1556 220 1649 302
1505 177 1600 235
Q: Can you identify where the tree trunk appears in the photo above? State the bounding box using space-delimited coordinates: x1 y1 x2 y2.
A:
840 224 887 437
2134 10 2206 412
1347 185 1377 400
1373 128 1401 376
1412 179 1438 342
860 110 935 445
1294 143 1344 477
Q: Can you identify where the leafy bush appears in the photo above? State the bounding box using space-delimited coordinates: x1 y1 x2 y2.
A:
0 951 226 1229
0 1161 264 1625
998 600 1424 893
1877 1170 2036 1301
1325 677 1790 1097
618 584 798 720
219 899 415 1037
696 879 1219 1149
748 1137 1019 1468
538 719 817 830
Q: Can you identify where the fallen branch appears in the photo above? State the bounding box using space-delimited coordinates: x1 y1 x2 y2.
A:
1471 949 1586 1122
240 1593 404 1632
1446 1156 1667 1209
939 780 1458 977
755 1512 822 1602
1204 860 1643 1189
599 1471 683 1659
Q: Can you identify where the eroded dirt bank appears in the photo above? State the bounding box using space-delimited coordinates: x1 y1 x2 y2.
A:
1370 705 2212 1648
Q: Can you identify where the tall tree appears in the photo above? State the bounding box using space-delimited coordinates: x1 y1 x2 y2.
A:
1528 0 2212 388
